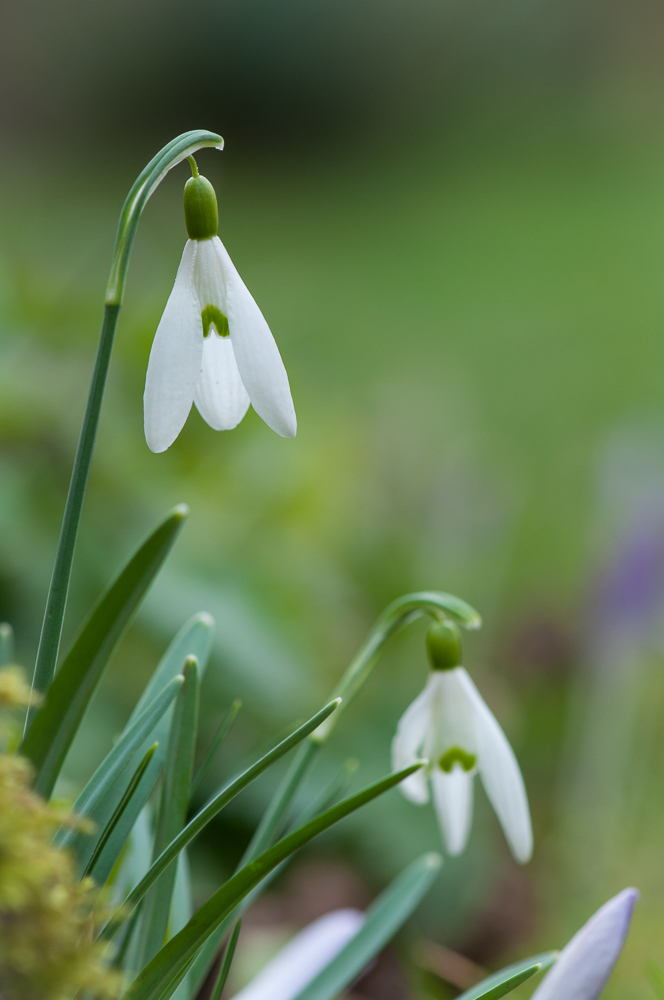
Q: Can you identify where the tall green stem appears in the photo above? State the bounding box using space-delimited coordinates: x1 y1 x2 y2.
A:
28 129 223 725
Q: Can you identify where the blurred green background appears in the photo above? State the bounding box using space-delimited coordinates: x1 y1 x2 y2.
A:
2 0 664 996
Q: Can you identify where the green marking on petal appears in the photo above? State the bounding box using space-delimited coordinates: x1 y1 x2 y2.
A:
439 747 477 773
202 304 230 338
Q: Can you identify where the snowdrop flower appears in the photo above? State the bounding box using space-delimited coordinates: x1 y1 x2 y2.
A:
392 620 532 862
144 159 296 452
230 909 365 1000
531 888 638 1000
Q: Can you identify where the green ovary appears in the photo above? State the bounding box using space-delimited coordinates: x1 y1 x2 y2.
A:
202 304 230 338
439 746 477 773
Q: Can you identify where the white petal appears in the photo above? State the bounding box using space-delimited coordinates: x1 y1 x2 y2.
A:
194 332 250 430
457 669 533 863
431 765 474 856
193 236 228 310
213 237 297 438
392 675 437 804
144 241 203 452
425 668 477 764
531 889 638 1000
230 909 365 1000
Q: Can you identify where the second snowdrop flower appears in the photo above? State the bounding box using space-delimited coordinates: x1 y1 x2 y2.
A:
392 620 533 862
144 157 296 452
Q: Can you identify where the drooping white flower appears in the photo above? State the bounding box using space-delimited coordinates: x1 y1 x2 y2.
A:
230 909 365 1000
144 166 296 452
392 620 532 863
531 888 638 1000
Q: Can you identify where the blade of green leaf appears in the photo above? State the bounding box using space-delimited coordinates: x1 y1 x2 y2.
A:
56 674 184 853
136 657 200 967
119 761 424 1000
191 699 241 798
293 852 441 1000
455 952 557 1000
22 506 188 798
77 613 215 880
84 743 159 878
167 853 194 1000
104 699 341 941
211 920 241 1000
89 755 162 886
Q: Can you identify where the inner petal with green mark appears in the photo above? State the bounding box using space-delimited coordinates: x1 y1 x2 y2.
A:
439 747 477 773
202 304 230 338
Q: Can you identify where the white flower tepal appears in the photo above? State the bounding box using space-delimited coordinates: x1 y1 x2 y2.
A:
144 165 296 452
230 910 365 1000
392 620 533 863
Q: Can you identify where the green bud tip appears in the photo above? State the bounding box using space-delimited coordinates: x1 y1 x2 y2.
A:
426 620 463 670
184 172 219 241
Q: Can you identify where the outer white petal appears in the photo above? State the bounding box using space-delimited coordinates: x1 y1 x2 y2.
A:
194 331 250 430
531 889 638 1000
214 237 297 438
230 909 365 1000
391 675 437 805
144 241 203 453
457 669 533 863
431 765 474 856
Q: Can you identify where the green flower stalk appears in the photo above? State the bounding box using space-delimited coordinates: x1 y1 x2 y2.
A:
29 131 223 720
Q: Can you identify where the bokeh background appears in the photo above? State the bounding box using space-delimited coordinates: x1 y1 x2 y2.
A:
2 0 664 996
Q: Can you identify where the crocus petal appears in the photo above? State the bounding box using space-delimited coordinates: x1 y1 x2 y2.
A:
431 765 474 856
194 331 250 430
144 241 203 452
392 676 436 805
457 669 533 863
531 888 638 1000
213 237 297 438
230 909 365 1000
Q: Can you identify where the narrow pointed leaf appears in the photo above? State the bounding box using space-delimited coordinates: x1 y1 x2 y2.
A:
56 675 184 855
106 700 340 939
455 953 557 1000
80 613 215 880
136 657 199 966
119 762 424 1000
293 853 442 1000
22 506 188 798
89 753 162 886
211 920 241 1000
191 699 241 798
84 743 159 878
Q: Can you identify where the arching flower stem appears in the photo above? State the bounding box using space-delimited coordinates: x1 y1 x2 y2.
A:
27 131 223 728
311 590 481 744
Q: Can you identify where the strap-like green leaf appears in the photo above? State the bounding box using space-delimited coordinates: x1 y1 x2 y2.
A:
84 743 159 878
105 700 341 940
76 613 215 880
294 852 442 1000
455 952 557 1000
191 698 241 798
56 675 184 855
136 657 200 966
120 761 424 1000
22 506 188 798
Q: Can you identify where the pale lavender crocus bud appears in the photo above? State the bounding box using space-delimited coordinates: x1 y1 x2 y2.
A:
230 910 365 1000
531 888 638 1000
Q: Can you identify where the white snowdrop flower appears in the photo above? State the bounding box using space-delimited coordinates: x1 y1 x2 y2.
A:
392 620 533 862
531 888 638 1000
144 160 296 452
230 909 365 1000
